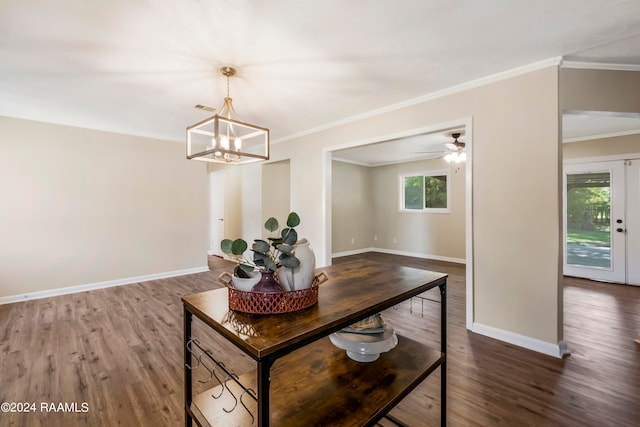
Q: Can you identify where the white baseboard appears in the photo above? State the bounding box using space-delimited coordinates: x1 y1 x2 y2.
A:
0 266 210 306
332 247 465 265
372 248 466 264
472 322 570 359
332 247 376 258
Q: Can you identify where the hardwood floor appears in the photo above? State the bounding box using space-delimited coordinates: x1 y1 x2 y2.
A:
0 253 638 426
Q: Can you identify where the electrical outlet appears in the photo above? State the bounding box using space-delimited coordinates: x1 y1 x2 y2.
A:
393 238 397 244
351 238 355 244
374 235 378 241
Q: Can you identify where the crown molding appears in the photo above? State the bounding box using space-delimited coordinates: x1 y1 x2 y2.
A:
561 60 640 71
274 57 562 144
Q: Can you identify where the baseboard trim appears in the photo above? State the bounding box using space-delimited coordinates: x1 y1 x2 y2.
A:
472 322 569 359
332 247 466 264
332 247 376 258
371 248 466 264
0 266 210 306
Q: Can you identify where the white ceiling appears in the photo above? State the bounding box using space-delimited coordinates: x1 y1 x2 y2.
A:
1 0 640 152
563 111 640 142
333 129 465 166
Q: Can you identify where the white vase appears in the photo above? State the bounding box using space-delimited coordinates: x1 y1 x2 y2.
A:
231 270 261 291
278 238 316 291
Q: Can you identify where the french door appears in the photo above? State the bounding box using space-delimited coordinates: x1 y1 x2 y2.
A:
563 160 639 285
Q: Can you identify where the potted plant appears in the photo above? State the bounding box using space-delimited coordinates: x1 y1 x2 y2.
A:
220 212 302 292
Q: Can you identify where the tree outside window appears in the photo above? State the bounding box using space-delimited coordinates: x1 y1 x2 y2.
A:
425 175 447 209
400 170 450 213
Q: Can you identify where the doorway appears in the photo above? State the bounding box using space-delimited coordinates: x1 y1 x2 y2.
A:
563 159 639 285
323 116 474 328
209 170 225 256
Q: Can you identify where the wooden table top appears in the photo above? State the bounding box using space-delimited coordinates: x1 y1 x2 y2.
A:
182 259 447 360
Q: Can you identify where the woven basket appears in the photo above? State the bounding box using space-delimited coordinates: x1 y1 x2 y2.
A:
219 271 328 314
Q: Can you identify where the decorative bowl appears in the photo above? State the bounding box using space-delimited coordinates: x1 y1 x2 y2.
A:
329 322 398 362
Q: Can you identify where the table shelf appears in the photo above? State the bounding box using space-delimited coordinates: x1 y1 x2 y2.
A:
190 335 443 427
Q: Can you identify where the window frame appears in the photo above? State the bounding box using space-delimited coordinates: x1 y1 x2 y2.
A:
398 169 451 214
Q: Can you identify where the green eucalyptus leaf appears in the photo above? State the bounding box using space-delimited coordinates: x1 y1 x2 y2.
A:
264 217 279 232
282 228 298 245
280 255 300 269
235 265 252 277
263 257 278 271
231 239 248 255
269 237 283 248
252 239 271 254
277 243 294 255
221 239 234 254
252 252 267 267
286 212 300 228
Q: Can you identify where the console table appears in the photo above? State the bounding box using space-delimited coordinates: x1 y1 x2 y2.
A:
182 259 447 426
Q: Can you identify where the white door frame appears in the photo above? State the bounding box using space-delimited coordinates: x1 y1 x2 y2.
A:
626 159 640 286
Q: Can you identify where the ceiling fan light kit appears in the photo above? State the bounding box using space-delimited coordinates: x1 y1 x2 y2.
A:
443 132 466 163
186 66 270 165
444 151 466 163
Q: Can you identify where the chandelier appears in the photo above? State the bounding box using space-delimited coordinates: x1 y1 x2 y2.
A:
186 66 270 164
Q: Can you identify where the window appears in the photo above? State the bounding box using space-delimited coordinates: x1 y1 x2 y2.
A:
399 170 450 213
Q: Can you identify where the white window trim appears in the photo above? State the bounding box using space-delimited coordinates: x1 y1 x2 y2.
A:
398 169 451 213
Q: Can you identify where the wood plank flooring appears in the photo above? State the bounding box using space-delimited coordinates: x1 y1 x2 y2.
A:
0 253 638 426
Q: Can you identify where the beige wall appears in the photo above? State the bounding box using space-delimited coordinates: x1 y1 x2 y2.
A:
331 161 374 252
0 116 209 298
331 157 465 260
563 134 640 159
560 69 640 113
264 66 563 347
371 158 465 259
261 160 291 239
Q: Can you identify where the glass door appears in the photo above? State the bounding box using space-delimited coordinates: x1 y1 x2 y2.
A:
564 161 626 283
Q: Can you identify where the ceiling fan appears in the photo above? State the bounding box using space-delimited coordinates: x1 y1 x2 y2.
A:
415 131 466 163
445 132 465 151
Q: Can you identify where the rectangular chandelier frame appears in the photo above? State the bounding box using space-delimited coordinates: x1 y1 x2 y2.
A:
186 114 270 165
